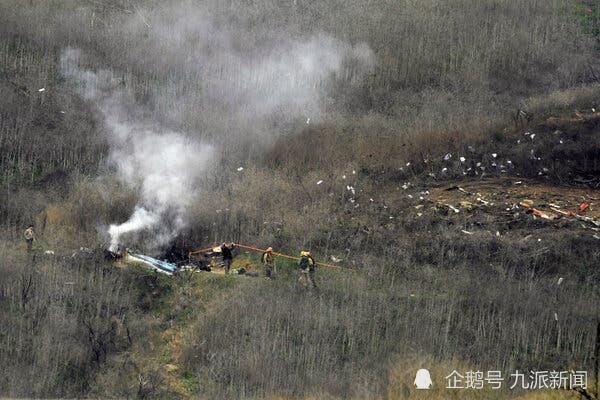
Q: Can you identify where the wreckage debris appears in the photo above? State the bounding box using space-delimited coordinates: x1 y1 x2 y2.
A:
519 201 558 220
118 252 178 275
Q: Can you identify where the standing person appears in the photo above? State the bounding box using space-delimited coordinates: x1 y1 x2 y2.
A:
298 251 317 289
24 225 35 253
261 247 275 279
220 242 235 274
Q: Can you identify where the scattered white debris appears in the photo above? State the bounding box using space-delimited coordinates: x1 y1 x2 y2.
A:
530 133 536 140
554 313 558 321
492 153 497 158
407 194 413 199
44 250 55 255
448 205 460 213
331 256 343 263
38 88 45 92
443 153 452 161
406 162 411 167
237 167 244 171
316 180 323 185
442 167 447 173
306 118 310 124
342 175 346 180
557 277 563 285
593 108 596 112
476 162 481 167
60 110 66 114
346 185 355 194
559 139 564 144
537 238 542 242
369 198 374 202
349 198 355 203
352 170 356 174
416 212 422 217
461 230 474 235
402 183 409 190
460 156 466 163
506 160 512 165
495 231 500 237
514 181 522 185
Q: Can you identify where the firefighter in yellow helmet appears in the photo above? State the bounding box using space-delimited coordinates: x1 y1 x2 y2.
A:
261 246 275 278
298 250 317 289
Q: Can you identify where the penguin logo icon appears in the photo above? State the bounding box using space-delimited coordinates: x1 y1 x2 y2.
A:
414 369 432 389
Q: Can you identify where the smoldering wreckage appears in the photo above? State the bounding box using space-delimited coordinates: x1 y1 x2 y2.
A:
102 242 347 277
31 175 600 282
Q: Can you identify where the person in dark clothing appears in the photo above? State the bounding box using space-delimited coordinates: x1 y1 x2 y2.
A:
220 242 235 274
261 247 275 278
298 251 317 288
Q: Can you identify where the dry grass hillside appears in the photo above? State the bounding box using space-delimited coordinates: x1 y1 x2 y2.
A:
0 1 599 399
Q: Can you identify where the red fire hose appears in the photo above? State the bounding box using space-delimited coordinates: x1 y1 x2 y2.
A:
189 243 351 271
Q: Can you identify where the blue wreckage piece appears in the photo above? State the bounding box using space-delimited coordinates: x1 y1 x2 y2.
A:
127 253 177 275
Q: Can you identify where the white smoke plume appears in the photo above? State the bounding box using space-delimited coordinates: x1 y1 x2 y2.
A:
61 48 213 252
58 2 375 253
106 2 376 137
107 207 159 252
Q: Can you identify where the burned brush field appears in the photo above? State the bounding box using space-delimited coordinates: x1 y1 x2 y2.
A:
1 0 600 399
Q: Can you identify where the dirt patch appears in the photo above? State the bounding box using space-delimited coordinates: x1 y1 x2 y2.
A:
419 179 600 235
428 179 600 218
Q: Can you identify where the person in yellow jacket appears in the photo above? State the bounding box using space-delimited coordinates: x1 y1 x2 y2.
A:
261 247 275 278
298 251 317 289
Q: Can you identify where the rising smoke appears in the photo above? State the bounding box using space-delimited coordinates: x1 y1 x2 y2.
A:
61 47 213 252
59 2 375 253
